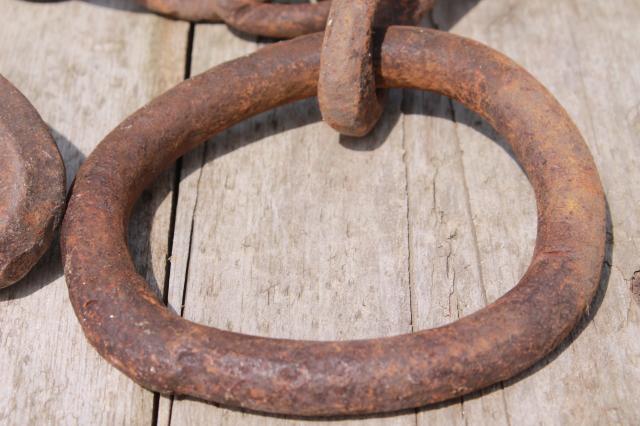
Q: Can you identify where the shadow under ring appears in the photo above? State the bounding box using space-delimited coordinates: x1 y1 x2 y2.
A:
61 27 606 416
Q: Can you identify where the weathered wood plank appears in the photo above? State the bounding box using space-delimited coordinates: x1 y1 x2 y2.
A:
403 85 511 426
0 1 188 424
431 0 640 423
164 24 416 426
156 25 260 426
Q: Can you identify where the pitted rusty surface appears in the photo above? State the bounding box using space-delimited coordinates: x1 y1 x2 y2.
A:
135 0 433 38
0 75 66 289
137 0 328 37
61 28 606 416
318 0 384 136
319 0 434 136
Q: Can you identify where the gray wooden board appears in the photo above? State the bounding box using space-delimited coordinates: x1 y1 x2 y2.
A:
0 0 188 424
0 0 638 424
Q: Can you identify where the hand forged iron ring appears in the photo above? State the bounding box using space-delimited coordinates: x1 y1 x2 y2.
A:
0 75 66 288
61 28 606 416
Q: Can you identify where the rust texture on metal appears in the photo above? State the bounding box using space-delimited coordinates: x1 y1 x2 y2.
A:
135 0 433 39
0 75 66 289
61 28 606 416
321 0 435 136
318 0 384 136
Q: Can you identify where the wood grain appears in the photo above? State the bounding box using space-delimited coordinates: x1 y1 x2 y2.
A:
0 0 187 424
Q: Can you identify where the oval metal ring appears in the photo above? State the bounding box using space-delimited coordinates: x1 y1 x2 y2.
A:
0 75 66 289
136 0 433 39
61 28 606 416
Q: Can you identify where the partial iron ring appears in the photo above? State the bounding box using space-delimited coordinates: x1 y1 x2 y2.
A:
0 75 66 288
62 28 605 416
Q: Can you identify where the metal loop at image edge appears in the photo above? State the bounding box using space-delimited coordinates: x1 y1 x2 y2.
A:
0 75 66 289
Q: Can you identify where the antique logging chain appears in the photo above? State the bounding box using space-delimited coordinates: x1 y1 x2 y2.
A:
2 0 606 418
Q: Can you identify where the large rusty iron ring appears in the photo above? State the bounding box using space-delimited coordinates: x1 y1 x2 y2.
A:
61 28 606 416
0 75 66 288
136 0 433 38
